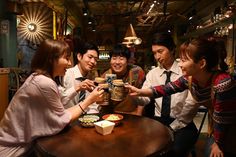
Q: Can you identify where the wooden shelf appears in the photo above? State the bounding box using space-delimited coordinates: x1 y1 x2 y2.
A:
183 13 236 38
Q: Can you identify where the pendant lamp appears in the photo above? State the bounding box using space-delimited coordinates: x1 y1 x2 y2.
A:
124 24 137 40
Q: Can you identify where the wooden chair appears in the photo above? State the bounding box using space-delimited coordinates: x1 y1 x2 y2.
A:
8 68 27 100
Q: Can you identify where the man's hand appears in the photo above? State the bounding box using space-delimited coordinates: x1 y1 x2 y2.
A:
76 79 96 92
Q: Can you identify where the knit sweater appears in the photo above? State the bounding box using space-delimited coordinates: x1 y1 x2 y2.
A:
152 71 236 150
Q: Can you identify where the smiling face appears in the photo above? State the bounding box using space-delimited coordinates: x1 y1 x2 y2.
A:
179 42 207 77
178 56 196 77
152 45 174 70
53 53 71 77
77 49 98 76
110 55 128 76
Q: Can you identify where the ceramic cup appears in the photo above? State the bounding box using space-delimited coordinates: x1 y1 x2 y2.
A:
111 79 125 101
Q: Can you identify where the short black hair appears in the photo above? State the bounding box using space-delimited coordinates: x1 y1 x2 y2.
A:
152 33 176 51
109 44 131 59
76 41 99 56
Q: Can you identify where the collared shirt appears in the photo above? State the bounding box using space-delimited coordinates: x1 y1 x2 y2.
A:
140 61 198 130
60 65 99 114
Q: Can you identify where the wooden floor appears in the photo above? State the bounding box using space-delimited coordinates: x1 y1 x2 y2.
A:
188 133 208 157
188 111 209 157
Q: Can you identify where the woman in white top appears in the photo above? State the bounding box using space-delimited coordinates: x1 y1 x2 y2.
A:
0 39 104 157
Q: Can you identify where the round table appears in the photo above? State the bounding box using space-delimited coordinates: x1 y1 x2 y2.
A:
35 114 172 157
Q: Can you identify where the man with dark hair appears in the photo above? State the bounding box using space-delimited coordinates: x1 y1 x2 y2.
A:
101 44 145 115
60 42 100 113
140 33 198 157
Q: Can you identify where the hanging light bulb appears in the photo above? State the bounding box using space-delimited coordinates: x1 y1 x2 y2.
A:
88 17 92 25
92 25 96 32
82 8 88 16
133 38 142 45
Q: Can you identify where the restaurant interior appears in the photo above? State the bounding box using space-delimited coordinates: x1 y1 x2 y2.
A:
1 0 236 156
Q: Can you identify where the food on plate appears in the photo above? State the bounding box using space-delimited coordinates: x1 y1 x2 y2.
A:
78 115 100 127
106 114 120 121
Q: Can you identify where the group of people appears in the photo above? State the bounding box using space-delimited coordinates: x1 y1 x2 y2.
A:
0 32 235 157
126 36 236 157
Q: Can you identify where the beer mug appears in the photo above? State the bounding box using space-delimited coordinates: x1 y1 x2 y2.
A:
111 79 125 101
94 77 105 86
97 83 110 105
105 74 117 88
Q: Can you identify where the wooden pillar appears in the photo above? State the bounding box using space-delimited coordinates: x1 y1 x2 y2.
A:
0 68 9 120
233 19 235 67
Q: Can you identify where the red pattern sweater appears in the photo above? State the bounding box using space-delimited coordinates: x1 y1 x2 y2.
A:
152 71 236 150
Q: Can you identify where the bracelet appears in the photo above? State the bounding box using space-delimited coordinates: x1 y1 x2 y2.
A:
78 104 86 114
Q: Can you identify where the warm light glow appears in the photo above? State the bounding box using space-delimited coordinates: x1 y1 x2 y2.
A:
147 3 155 15
228 24 233 29
124 24 137 40
53 11 56 39
133 38 142 45
28 23 37 32
123 24 142 47
17 3 52 44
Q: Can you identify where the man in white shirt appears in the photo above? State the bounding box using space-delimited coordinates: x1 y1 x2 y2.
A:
140 33 198 157
60 42 99 114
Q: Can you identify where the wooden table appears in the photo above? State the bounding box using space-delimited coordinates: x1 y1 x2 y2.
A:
35 114 172 157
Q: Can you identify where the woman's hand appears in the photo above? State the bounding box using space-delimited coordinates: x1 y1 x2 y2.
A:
124 84 153 97
124 83 141 96
86 87 104 103
68 87 104 121
76 79 96 92
210 142 224 157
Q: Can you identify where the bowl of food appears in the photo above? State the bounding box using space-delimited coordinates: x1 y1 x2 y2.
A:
102 114 123 126
94 120 115 135
78 114 100 127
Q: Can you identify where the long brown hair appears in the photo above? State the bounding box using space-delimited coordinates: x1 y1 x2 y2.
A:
31 39 71 78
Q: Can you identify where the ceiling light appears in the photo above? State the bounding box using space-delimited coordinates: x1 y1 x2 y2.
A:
123 24 142 46
228 24 233 29
92 25 96 32
147 3 155 15
122 39 133 45
82 8 88 16
88 17 92 25
188 9 196 20
27 23 37 32
133 38 142 45
124 24 137 40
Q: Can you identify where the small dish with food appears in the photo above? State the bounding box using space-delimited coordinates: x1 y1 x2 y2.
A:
78 114 100 127
102 114 123 126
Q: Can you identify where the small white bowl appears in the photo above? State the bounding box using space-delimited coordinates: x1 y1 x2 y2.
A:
94 120 115 135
